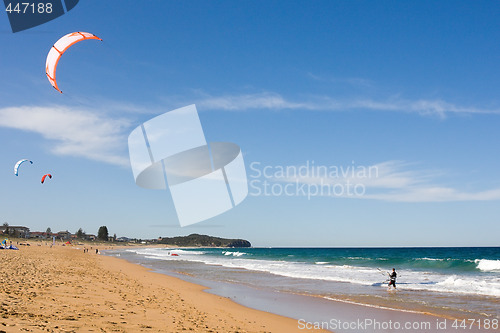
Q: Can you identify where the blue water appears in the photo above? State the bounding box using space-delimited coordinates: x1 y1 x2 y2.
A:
107 247 500 323
193 247 500 273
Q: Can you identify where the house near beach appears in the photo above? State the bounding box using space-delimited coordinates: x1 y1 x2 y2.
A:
30 231 52 239
0 225 30 238
85 234 96 241
57 231 71 240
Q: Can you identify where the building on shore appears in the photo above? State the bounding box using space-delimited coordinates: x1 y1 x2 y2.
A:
0 225 30 238
57 231 71 240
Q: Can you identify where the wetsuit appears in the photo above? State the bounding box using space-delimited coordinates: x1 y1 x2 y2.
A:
389 271 397 288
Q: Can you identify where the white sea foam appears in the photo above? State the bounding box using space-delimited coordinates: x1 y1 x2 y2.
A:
223 251 246 257
127 248 500 297
434 276 500 297
417 257 445 261
475 259 500 272
127 248 206 259
323 297 427 315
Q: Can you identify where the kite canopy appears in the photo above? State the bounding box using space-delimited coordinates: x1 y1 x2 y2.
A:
41 174 52 184
45 31 102 93
14 159 33 176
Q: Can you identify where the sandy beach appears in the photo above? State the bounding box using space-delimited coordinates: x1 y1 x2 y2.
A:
0 243 327 333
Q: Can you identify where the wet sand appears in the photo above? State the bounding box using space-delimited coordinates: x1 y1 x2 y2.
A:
0 243 327 332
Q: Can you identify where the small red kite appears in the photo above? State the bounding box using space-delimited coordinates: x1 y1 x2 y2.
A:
41 174 52 184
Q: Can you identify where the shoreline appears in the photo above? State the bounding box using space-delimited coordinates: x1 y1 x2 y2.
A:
2 242 497 332
0 243 327 332
107 246 497 333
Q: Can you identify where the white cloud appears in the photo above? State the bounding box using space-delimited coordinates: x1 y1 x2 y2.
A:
364 187 500 202
267 160 500 202
195 92 309 111
348 98 500 117
0 106 131 166
189 91 500 117
306 73 374 87
361 161 500 201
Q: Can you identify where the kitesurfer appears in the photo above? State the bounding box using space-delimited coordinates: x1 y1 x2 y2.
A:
388 268 397 289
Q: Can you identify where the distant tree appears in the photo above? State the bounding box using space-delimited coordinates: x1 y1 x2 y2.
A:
2 222 8 227
46 227 52 234
113 233 117 242
97 226 109 241
76 228 85 239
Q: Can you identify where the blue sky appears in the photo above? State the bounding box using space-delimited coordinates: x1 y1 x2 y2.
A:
1 1 500 246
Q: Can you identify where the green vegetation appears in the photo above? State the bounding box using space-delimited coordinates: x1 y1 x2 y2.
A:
97 226 109 241
76 228 85 239
158 234 251 247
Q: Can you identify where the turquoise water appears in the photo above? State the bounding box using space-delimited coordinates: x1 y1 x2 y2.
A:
195 247 500 273
109 247 500 322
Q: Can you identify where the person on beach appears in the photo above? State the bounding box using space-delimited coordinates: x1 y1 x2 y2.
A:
388 268 397 289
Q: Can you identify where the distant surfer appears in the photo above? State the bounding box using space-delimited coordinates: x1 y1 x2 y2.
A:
388 268 397 289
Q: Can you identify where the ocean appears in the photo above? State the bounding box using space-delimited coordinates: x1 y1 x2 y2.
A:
105 247 500 331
